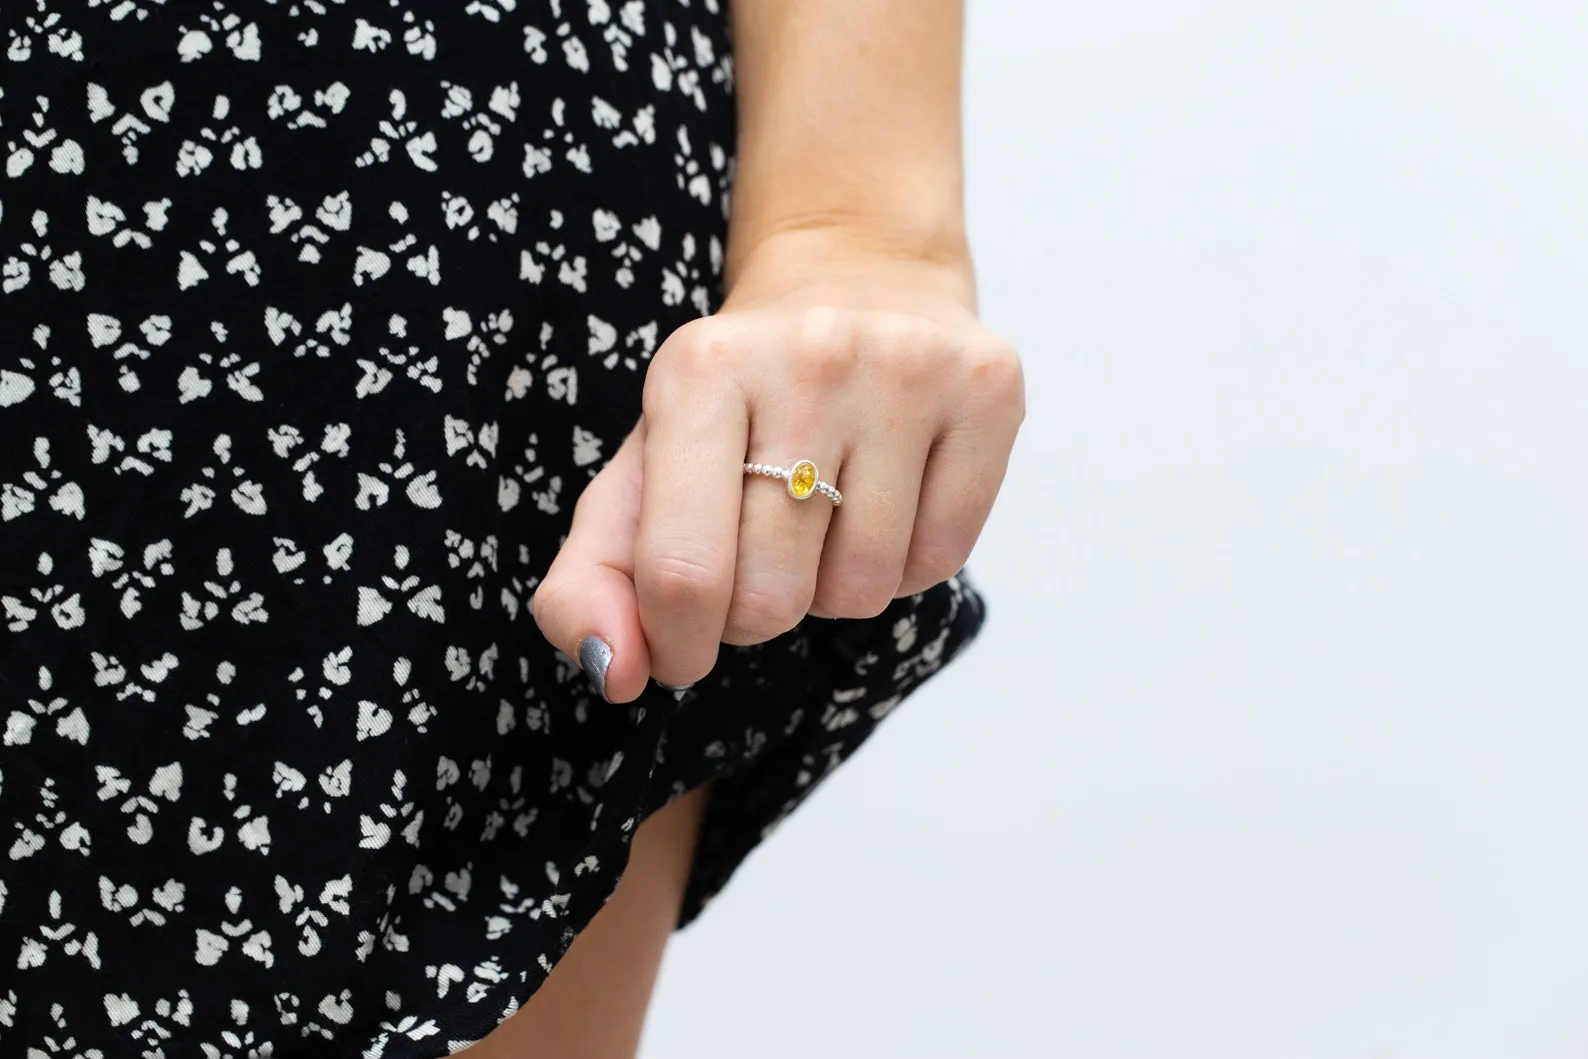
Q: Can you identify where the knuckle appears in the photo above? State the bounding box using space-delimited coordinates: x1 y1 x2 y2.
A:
674 320 733 372
796 304 853 353
885 310 945 356
965 338 1025 412
868 316 940 377
725 579 811 643
815 545 903 619
664 646 721 687
793 306 859 388
645 319 734 407
637 545 732 612
902 529 972 591
815 577 896 620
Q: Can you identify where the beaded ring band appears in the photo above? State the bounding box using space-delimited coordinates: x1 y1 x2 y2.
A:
744 459 842 506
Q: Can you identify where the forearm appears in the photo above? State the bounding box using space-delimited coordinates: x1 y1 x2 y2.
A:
725 0 974 304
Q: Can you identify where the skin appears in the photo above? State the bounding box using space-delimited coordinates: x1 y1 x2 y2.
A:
499 0 1025 1052
465 786 709 1058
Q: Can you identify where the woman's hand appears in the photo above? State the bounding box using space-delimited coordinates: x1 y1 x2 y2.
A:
531 236 1024 701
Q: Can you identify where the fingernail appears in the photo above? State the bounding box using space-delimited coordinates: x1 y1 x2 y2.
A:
578 636 612 702
654 679 694 692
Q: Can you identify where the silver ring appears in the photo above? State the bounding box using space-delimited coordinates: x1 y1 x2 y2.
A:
744 459 842 506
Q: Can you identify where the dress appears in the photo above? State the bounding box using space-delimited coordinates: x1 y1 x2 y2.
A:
0 4 985 1056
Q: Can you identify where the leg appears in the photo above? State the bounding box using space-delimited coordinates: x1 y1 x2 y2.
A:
466 784 709 1059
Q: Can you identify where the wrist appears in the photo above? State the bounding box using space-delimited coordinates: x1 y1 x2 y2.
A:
722 222 977 315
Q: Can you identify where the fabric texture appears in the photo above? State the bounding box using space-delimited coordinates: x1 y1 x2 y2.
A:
0 3 985 1056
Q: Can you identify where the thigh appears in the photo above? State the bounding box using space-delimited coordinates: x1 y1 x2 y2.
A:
466 784 710 1059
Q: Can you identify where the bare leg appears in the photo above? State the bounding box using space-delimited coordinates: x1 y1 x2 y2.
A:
465 783 709 1059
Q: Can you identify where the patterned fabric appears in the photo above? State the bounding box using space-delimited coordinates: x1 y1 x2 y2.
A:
0 3 985 1056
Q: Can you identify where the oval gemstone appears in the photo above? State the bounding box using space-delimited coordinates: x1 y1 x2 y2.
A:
789 460 817 499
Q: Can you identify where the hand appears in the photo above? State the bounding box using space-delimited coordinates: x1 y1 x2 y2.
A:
531 238 1024 702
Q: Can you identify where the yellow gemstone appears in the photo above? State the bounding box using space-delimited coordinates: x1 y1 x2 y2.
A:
789 460 817 499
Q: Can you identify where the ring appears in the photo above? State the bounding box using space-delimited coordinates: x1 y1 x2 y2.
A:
744 459 842 506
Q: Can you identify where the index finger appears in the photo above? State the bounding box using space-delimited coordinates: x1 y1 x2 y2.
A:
635 331 749 687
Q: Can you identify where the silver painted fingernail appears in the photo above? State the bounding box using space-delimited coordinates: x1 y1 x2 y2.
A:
578 636 612 702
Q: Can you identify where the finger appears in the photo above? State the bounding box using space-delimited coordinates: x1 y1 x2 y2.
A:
635 332 750 686
896 338 1024 597
895 421 1016 598
725 310 862 639
724 437 842 645
532 424 652 704
811 422 927 619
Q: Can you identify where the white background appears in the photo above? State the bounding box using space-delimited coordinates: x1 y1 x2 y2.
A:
645 2 1588 1056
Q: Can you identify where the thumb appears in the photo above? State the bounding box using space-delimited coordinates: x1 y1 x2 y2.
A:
532 422 651 703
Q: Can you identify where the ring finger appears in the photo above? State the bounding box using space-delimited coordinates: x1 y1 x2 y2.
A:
810 419 930 618
722 421 844 646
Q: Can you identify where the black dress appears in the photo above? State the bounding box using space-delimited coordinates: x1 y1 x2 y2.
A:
0 4 984 1055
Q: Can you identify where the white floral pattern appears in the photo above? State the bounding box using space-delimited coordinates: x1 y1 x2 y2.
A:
0 2 985 1055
